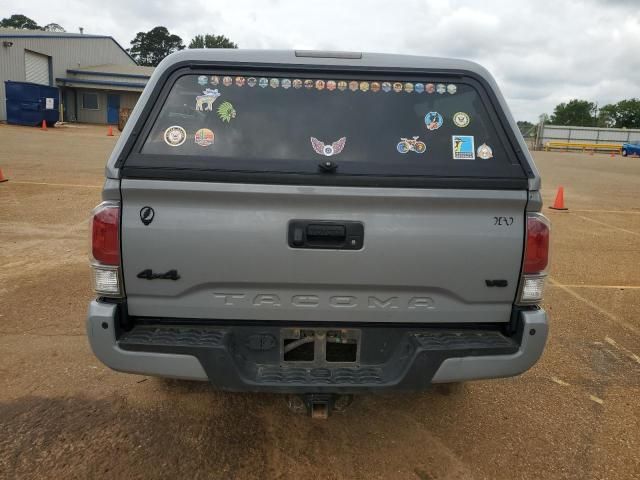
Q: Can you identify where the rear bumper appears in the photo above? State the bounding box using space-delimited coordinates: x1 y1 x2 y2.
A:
86 300 548 393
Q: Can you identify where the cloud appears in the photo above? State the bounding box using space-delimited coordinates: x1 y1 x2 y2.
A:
9 0 640 120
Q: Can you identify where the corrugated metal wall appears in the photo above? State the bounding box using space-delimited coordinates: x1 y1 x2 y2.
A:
541 125 640 146
0 35 136 121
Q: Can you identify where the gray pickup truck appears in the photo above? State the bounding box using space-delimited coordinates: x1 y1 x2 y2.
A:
87 49 550 415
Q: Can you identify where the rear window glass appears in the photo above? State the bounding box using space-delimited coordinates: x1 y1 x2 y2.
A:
132 72 525 180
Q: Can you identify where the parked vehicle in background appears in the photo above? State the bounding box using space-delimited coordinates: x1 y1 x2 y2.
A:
621 141 640 156
86 49 550 417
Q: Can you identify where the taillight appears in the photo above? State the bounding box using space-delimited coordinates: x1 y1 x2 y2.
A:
90 201 122 297
518 213 550 304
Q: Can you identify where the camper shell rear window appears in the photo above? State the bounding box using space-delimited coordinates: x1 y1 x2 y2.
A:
122 69 529 187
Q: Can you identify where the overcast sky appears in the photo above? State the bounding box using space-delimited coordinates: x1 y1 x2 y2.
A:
9 0 640 121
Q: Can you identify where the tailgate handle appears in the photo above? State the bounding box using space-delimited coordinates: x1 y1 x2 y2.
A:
288 221 363 250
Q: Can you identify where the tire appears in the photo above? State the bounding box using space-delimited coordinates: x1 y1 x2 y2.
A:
397 142 409 154
415 142 426 154
622 149 628 157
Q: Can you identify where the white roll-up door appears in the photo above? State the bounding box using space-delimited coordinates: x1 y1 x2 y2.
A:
25 50 50 85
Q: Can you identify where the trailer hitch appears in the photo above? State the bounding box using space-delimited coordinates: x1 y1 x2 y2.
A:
286 393 354 419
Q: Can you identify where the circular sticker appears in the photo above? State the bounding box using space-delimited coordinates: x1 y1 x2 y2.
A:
371 82 381 92
164 126 186 147
210 76 220 86
247 77 257 87
447 84 457 94
337 80 348 91
424 112 443 131
359 81 369 92
316 79 325 90
326 80 337 91
259 77 269 88
436 83 446 94
293 79 303 89
393 82 403 93
414 83 425 93
477 143 493 159
453 112 470 128
348 81 359 91
194 128 214 147
381 82 392 93
304 79 314 89
235 76 245 87
281 78 292 89
425 83 435 94
404 82 414 93
222 76 233 87
197 75 208 86
270 78 280 88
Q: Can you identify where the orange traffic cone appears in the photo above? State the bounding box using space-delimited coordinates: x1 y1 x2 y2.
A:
0 167 8 183
549 186 568 211
41 119 47 130
107 126 114 136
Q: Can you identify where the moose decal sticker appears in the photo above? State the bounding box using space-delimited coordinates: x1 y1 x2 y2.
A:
195 89 221 111
311 137 347 157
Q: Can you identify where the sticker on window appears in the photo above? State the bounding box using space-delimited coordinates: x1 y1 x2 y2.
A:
197 75 208 86
425 112 443 131
217 102 236 123
164 126 187 147
195 89 221 112
453 112 470 127
477 143 493 159
194 128 214 147
397 136 426 154
452 135 475 160
310 137 347 157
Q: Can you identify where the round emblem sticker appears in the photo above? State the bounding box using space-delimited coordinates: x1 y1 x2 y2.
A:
197 75 208 86
447 84 457 94
436 83 446 94
326 80 337 91
270 78 280 88
477 143 493 159
425 83 435 94
194 128 215 147
304 79 314 89
424 112 443 131
404 82 414 93
247 77 257 87
371 82 381 92
281 78 292 89
453 112 470 128
316 79 325 90
293 79 303 89
381 82 392 93
337 80 348 91
348 81 358 91
222 76 233 87
414 83 425 93
164 126 186 147
210 76 220 86
235 76 245 87
359 81 369 92
259 77 269 88
393 82 403 93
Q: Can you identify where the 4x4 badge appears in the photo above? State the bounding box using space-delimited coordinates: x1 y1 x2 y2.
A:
140 206 155 226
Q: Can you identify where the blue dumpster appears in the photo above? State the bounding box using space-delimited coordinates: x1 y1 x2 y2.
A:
5 81 60 127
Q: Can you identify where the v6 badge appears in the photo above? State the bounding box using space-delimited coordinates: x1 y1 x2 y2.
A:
139 206 155 226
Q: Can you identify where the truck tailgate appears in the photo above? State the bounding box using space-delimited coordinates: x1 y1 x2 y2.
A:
121 180 525 323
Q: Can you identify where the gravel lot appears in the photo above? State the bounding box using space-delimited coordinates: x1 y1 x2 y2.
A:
1 123 639 480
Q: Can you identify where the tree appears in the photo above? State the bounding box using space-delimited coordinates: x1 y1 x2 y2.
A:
0 14 41 30
549 99 596 127
43 23 65 32
189 34 238 49
600 99 640 129
129 26 185 66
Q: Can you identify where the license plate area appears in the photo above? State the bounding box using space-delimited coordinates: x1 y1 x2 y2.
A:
281 328 360 366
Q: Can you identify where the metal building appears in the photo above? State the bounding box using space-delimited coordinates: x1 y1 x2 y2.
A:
0 28 152 124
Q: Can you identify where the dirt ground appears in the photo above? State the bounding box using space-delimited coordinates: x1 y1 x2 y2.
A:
1 123 639 480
